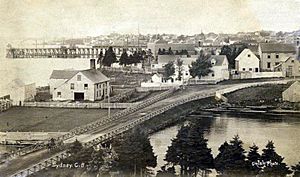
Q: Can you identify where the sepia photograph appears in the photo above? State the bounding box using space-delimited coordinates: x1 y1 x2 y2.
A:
0 0 300 176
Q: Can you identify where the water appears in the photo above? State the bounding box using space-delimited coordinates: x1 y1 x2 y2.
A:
0 58 92 95
150 112 300 174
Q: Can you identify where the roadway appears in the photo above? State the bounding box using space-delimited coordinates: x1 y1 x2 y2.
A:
1 79 295 177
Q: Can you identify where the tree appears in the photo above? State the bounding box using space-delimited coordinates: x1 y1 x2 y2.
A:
163 61 175 79
168 47 174 55
112 129 157 176
260 141 292 176
176 58 183 81
220 45 233 68
246 144 261 175
189 51 212 79
214 135 247 176
165 123 214 177
97 50 104 68
102 46 117 66
119 49 129 66
292 162 300 177
87 149 105 173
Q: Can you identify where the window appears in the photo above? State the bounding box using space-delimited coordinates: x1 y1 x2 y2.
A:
57 92 61 97
70 83 74 90
291 60 295 63
276 54 279 58
84 84 88 90
267 62 271 68
77 75 81 81
212 73 215 77
249 68 253 71
255 68 259 72
267 55 271 59
54 88 56 90
242 68 246 71
275 62 280 66
248 54 251 57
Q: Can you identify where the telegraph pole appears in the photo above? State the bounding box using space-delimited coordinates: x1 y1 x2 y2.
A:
107 82 111 118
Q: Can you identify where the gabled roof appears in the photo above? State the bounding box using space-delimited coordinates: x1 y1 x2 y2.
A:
158 55 178 64
50 70 79 80
235 49 259 61
80 69 110 83
283 81 300 93
208 55 227 66
50 69 109 83
259 43 296 53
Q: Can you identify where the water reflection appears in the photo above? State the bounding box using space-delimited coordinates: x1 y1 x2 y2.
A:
150 112 300 175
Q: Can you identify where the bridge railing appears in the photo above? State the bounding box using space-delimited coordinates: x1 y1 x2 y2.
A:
10 88 213 177
9 87 178 158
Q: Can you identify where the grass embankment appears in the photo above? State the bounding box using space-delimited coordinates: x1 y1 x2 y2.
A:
136 97 217 134
225 83 292 107
0 107 119 132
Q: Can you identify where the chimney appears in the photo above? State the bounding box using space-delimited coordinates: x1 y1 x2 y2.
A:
90 59 96 69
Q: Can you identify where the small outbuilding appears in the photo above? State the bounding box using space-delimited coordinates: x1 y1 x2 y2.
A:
282 81 300 102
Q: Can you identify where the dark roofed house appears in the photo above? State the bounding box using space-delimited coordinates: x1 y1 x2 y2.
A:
49 60 110 101
258 43 297 71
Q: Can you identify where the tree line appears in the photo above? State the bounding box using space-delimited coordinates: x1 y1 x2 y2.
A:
60 123 300 177
98 46 153 67
161 119 299 177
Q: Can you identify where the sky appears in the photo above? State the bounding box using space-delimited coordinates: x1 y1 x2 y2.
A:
0 0 300 40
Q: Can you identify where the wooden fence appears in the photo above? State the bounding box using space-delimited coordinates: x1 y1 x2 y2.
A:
9 87 178 159
0 99 12 112
23 102 140 109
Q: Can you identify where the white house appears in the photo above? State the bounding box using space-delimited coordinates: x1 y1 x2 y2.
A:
2 79 36 106
49 59 110 101
199 55 230 82
235 49 260 73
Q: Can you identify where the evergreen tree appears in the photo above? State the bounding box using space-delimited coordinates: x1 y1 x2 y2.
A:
292 162 300 177
163 61 175 79
112 129 157 176
186 123 214 176
246 144 261 175
176 58 183 81
260 141 292 176
189 51 212 79
119 49 129 66
214 135 247 176
102 46 117 66
97 50 104 68
165 124 214 177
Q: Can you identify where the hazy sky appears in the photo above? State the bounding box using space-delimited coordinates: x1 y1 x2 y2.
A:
0 0 300 39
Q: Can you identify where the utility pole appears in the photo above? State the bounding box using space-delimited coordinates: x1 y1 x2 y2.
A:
107 82 111 118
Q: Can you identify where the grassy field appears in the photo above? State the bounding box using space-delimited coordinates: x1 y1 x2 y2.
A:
0 107 120 132
225 83 293 106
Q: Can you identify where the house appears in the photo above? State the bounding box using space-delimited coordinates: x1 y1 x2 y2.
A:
258 43 296 71
235 49 260 73
274 56 300 77
140 73 182 87
3 79 36 106
282 81 300 102
49 59 110 101
199 55 230 82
